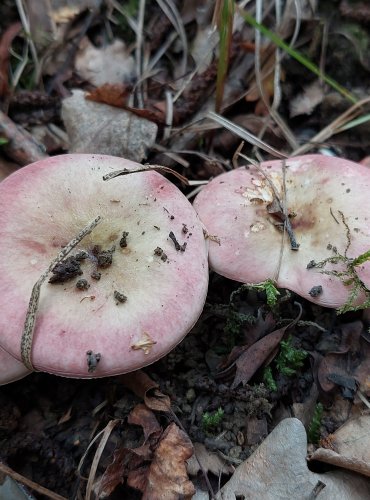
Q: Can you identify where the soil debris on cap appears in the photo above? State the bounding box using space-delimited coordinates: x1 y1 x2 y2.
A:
93 245 115 268
75 250 89 261
114 290 127 304
309 285 323 297
76 279 90 290
154 246 168 261
90 271 101 280
169 231 187 252
86 350 101 373
119 231 129 248
49 256 83 283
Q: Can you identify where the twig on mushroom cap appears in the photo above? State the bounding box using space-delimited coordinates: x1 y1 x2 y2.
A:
21 216 101 370
102 163 189 185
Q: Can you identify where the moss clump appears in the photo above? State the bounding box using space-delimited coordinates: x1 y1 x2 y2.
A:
201 407 225 433
275 337 307 377
307 403 324 444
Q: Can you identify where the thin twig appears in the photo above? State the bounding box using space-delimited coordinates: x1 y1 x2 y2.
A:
0 462 67 500
102 164 189 185
21 217 102 370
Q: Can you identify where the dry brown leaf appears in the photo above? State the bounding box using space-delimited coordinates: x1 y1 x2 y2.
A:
97 405 162 498
318 321 369 397
138 423 195 500
119 370 171 412
217 418 370 499
186 442 233 476
86 83 131 108
310 413 370 478
127 404 162 443
231 324 290 388
97 445 146 498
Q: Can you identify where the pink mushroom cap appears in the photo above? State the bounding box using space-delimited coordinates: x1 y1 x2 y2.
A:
193 154 370 308
0 347 30 385
0 154 209 377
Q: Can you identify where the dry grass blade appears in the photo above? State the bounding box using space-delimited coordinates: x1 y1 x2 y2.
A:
156 0 188 78
14 0 40 82
208 111 287 158
254 0 299 150
21 217 102 370
85 419 120 500
292 96 370 155
135 0 146 108
215 0 234 112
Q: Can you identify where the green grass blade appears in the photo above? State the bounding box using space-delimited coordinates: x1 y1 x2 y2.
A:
239 8 358 104
216 0 234 112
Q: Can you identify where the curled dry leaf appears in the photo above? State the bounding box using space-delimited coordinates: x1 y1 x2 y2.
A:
310 413 370 478
217 418 370 500
318 321 369 397
97 404 161 498
86 83 131 108
133 423 195 500
119 371 171 412
127 404 162 444
186 442 233 476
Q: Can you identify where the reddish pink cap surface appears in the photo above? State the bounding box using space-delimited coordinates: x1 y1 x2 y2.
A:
194 155 370 308
0 347 30 385
0 154 208 377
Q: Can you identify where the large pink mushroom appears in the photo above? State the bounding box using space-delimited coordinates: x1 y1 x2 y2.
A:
193 154 370 309
0 347 30 385
0 154 208 378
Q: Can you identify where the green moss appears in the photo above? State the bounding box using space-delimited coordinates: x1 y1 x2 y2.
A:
307 403 324 444
262 366 277 392
201 407 225 433
275 337 307 377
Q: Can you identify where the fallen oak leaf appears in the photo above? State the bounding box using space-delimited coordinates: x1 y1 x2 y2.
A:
85 84 166 125
128 403 162 445
317 320 364 396
97 405 162 498
186 442 233 476
216 418 370 499
128 422 195 500
97 445 147 498
86 83 131 108
119 370 171 412
309 413 370 478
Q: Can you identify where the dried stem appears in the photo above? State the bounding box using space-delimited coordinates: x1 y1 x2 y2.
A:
21 217 101 370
